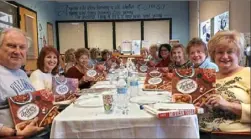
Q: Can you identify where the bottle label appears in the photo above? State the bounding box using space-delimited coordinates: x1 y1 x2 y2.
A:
117 88 127 94
130 81 138 86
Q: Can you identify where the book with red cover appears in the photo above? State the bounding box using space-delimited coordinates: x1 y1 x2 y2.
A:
143 103 203 118
143 67 172 91
171 68 216 104
52 76 78 102
8 89 59 127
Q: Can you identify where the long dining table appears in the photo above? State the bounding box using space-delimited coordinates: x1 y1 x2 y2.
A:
50 78 200 138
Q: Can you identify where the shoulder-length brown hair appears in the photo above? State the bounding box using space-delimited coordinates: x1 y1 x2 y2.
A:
37 46 60 75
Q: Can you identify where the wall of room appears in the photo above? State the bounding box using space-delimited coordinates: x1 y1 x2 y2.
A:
199 0 229 23
189 1 198 40
229 0 250 33
13 0 57 51
190 0 250 38
55 1 190 46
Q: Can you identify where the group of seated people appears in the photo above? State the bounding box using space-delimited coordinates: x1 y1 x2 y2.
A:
0 27 250 138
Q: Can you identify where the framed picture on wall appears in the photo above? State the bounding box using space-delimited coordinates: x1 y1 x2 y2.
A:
47 22 54 46
200 19 211 43
0 1 18 31
169 39 180 47
213 11 229 35
131 40 141 55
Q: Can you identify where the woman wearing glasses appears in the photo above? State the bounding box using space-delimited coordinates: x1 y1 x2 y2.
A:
156 43 172 67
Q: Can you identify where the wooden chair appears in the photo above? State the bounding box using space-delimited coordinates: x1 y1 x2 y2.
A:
211 131 251 139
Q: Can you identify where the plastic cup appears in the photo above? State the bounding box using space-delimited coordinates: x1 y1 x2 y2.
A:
102 92 114 114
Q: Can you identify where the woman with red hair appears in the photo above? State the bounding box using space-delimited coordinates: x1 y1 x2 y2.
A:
30 46 60 90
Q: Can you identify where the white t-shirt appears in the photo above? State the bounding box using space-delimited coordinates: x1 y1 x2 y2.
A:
0 65 35 128
30 69 53 91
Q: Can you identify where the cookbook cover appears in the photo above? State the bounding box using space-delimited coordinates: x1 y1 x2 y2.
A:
8 89 59 127
143 67 172 91
85 69 106 82
136 58 148 73
52 76 78 102
172 68 216 104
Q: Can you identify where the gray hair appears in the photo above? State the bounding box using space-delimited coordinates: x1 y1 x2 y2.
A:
0 27 31 48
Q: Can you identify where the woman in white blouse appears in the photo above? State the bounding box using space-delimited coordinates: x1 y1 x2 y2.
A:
30 46 59 90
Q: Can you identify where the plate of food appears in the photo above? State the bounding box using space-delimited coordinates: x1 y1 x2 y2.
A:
73 96 103 108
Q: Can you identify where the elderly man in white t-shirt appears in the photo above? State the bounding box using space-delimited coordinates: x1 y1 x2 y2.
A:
0 28 44 138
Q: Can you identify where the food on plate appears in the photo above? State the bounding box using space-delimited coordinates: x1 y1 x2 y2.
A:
172 94 192 103
144 84 157 89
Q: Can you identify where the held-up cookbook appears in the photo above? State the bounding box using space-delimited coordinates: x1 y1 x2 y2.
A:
8 89 59 127
135 58 148 73
143 103 204 118
172 68 216 104
143 67 172 91
85 68 106 82
52 76 78 102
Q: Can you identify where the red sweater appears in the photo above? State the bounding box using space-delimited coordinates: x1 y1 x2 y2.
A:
65 66 91 89
156 56 171 67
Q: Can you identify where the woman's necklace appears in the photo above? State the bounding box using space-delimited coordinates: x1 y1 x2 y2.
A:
174 68 195 78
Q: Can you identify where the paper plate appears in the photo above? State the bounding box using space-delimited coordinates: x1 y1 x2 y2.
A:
130 95 170 105
53 99 73 105
148 77 162 85
139 90 172 97
74 96 103 108
92 84 116 89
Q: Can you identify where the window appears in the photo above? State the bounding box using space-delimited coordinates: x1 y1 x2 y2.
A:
87 22 113 50
144 20 170 45
115 21 141 48
58 22 85 54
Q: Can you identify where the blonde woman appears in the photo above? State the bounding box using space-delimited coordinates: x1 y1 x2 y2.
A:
64 48 76 72
148 44 161 67
197 30 250 133
89 48 100 65
140 47 150 60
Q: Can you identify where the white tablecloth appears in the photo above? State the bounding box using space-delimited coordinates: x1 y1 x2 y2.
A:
50 98 200 138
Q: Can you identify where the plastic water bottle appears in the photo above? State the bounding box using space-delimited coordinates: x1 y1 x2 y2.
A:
129 72 139 97
116 76 129 115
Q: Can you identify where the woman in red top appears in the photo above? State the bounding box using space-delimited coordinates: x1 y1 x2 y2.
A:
65 48 105 89
156 43 172 67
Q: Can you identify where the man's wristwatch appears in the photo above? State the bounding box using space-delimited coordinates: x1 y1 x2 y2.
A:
13 129 17 136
